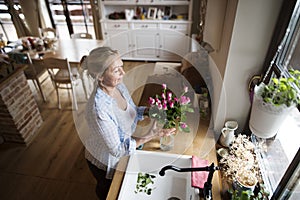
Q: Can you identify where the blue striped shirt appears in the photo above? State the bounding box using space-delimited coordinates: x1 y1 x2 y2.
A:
85 83 145 179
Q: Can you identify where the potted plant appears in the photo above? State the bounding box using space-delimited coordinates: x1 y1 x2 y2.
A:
229 183 270 200
249 69 300 138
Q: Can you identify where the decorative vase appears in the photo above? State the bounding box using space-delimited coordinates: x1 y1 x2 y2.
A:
160 134 175 151
233 170 257 193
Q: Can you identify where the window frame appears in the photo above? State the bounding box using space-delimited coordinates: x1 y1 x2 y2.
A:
256 0 300 199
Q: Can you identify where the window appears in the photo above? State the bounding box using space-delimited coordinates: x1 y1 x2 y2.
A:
0 1 20 42
48 0 95 39
254 0 300 199
0 0 96 42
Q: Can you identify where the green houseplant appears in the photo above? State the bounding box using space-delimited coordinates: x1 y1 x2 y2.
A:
260 69 300 107
249 69 300 138
229 183 270 200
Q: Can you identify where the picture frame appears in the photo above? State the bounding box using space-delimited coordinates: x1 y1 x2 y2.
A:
164 6 172 17
147 7 157 19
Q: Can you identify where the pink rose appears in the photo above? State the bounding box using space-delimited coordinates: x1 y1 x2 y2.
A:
148 97 155 105
162 84 167 90
184 86 188 93
163 103 167 110
155 98 161 105
167 92 172 101
180 122 187 129
180 96 190 105
157 103 162 110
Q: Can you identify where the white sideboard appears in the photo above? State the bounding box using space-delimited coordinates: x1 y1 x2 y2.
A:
99 0 193 61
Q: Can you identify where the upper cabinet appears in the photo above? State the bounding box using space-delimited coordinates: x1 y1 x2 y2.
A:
99 0 193 61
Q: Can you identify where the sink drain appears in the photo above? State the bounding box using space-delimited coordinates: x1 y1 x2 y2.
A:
167 197 181 200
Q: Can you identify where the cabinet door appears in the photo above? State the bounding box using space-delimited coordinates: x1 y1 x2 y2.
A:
104 30 132 58
159 30 190 60
102 22 132 58
132 30 160 59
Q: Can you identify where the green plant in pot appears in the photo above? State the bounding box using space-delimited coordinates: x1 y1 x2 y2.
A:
262 69 300 107
229 183 270 200
249 69 300 138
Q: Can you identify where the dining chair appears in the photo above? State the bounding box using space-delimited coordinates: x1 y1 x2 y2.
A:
39 27 58 39
70 32 93 99
71 33 92 39
7 51 48 102
33 57 78 110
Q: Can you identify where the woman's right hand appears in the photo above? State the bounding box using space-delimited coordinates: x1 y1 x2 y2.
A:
151 120 176 137
134 120 177 147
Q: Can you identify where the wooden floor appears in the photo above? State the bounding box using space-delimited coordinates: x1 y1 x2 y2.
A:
0 61 146 200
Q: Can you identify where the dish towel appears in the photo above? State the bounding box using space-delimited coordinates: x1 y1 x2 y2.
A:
191 155 209 189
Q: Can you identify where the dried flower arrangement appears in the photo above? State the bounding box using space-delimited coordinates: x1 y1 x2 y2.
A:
219 134 262 185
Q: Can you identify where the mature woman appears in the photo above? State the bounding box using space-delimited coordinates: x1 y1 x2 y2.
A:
81 47 176 200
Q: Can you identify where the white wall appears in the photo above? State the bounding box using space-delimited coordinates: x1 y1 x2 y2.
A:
213 0 283 134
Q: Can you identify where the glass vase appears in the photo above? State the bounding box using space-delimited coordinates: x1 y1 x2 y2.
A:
160 134 174 151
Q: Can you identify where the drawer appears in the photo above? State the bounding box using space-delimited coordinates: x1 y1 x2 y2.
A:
160 23 188 31
133 23 158 29
104 22 129 30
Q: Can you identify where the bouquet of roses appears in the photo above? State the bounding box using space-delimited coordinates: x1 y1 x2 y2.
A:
148 83 194 133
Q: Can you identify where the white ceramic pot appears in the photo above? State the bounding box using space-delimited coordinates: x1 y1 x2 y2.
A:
233 170 257 193
249 84 293 139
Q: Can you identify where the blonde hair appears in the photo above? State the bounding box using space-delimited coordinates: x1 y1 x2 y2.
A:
80 46 118 79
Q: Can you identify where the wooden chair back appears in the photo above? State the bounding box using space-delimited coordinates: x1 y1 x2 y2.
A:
39 27 58 39
71 33 92 39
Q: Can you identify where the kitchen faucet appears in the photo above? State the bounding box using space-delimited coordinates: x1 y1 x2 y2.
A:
159 163 220 200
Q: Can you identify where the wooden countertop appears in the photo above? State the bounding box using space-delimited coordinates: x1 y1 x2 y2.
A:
107 118 222 200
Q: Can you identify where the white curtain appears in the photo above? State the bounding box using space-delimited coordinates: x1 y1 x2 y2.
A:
19 0 52 37
37 0 52 29
89 0 102 40
5 0 32 37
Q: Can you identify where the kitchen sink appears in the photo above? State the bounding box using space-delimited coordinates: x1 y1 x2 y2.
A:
118 150 199 200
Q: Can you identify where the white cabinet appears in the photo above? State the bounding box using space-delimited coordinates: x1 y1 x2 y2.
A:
102 22 131 57
159 22 190 60
99 0 193 61
159 30 190 60
132 22 160 59
133 31 159 59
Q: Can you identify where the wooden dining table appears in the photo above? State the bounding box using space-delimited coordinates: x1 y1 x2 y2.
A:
40 38 104 64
